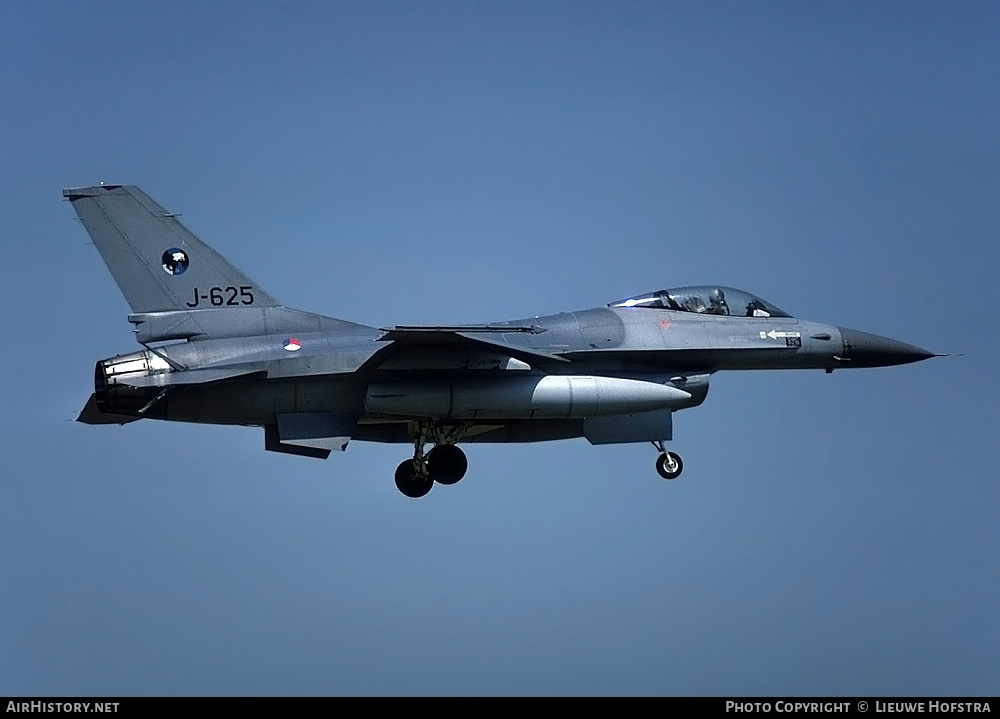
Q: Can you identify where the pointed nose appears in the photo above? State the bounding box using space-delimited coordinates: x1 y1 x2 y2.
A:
836 327 935 367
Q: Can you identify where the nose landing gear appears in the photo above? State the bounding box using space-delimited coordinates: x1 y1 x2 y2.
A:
652 440 683 480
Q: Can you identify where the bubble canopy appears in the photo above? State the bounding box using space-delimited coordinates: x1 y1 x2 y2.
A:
609 286 793 318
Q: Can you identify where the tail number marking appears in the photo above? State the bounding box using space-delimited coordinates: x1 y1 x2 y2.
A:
186 286 255 308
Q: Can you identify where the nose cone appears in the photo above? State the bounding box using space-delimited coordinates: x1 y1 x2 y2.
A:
837 327 935 367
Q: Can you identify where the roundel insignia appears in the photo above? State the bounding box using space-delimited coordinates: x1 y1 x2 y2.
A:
161 248 189 275
283 338 302 352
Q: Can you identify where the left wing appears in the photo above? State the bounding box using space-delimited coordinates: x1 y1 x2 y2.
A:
374 325 570 369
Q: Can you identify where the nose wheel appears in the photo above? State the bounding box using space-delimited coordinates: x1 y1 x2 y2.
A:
652 441 683 480
655 451 683 480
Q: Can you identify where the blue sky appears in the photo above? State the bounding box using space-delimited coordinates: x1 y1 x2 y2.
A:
1 1 997 695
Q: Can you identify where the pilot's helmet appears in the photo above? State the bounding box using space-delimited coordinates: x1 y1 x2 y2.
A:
709 288 726 304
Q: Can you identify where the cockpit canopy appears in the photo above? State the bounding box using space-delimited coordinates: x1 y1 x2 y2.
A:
610 286 792 318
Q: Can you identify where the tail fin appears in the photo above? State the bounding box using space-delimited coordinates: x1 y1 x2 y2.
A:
64 185 279 313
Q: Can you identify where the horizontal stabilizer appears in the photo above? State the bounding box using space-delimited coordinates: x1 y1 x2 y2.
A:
116 368 265 389
76 393 140 425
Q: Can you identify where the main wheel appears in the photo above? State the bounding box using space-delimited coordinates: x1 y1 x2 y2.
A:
394 460 434 498
427 444 468 485
655 452 683 480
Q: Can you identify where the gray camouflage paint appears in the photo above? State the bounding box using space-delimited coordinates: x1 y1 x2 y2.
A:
66 185 933 463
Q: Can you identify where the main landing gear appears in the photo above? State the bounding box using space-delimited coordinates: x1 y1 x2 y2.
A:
652 440 683 480
393 428 682 496
394 423 470 498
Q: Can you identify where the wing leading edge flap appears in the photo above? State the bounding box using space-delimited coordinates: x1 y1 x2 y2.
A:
378 326 569 366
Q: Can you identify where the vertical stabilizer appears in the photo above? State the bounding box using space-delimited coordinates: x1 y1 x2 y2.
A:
64 185 279 314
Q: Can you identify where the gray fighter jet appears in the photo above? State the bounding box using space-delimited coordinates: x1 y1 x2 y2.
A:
67 185 935 497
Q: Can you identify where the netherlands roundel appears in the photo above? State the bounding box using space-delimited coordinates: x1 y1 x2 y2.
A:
283 338 302 352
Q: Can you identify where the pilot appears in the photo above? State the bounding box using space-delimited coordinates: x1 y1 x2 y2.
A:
706 288 730 315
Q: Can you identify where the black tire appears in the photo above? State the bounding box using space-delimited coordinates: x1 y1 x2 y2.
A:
655 452 683 480
394 460 433 498
427 444 468 485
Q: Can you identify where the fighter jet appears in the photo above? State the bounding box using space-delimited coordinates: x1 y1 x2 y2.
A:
66 185 935 497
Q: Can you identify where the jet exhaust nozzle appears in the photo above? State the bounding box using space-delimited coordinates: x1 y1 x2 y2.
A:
93 350 172 416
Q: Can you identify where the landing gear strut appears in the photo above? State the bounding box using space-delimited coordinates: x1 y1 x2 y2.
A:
394 423 469 498
652 441 683 480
